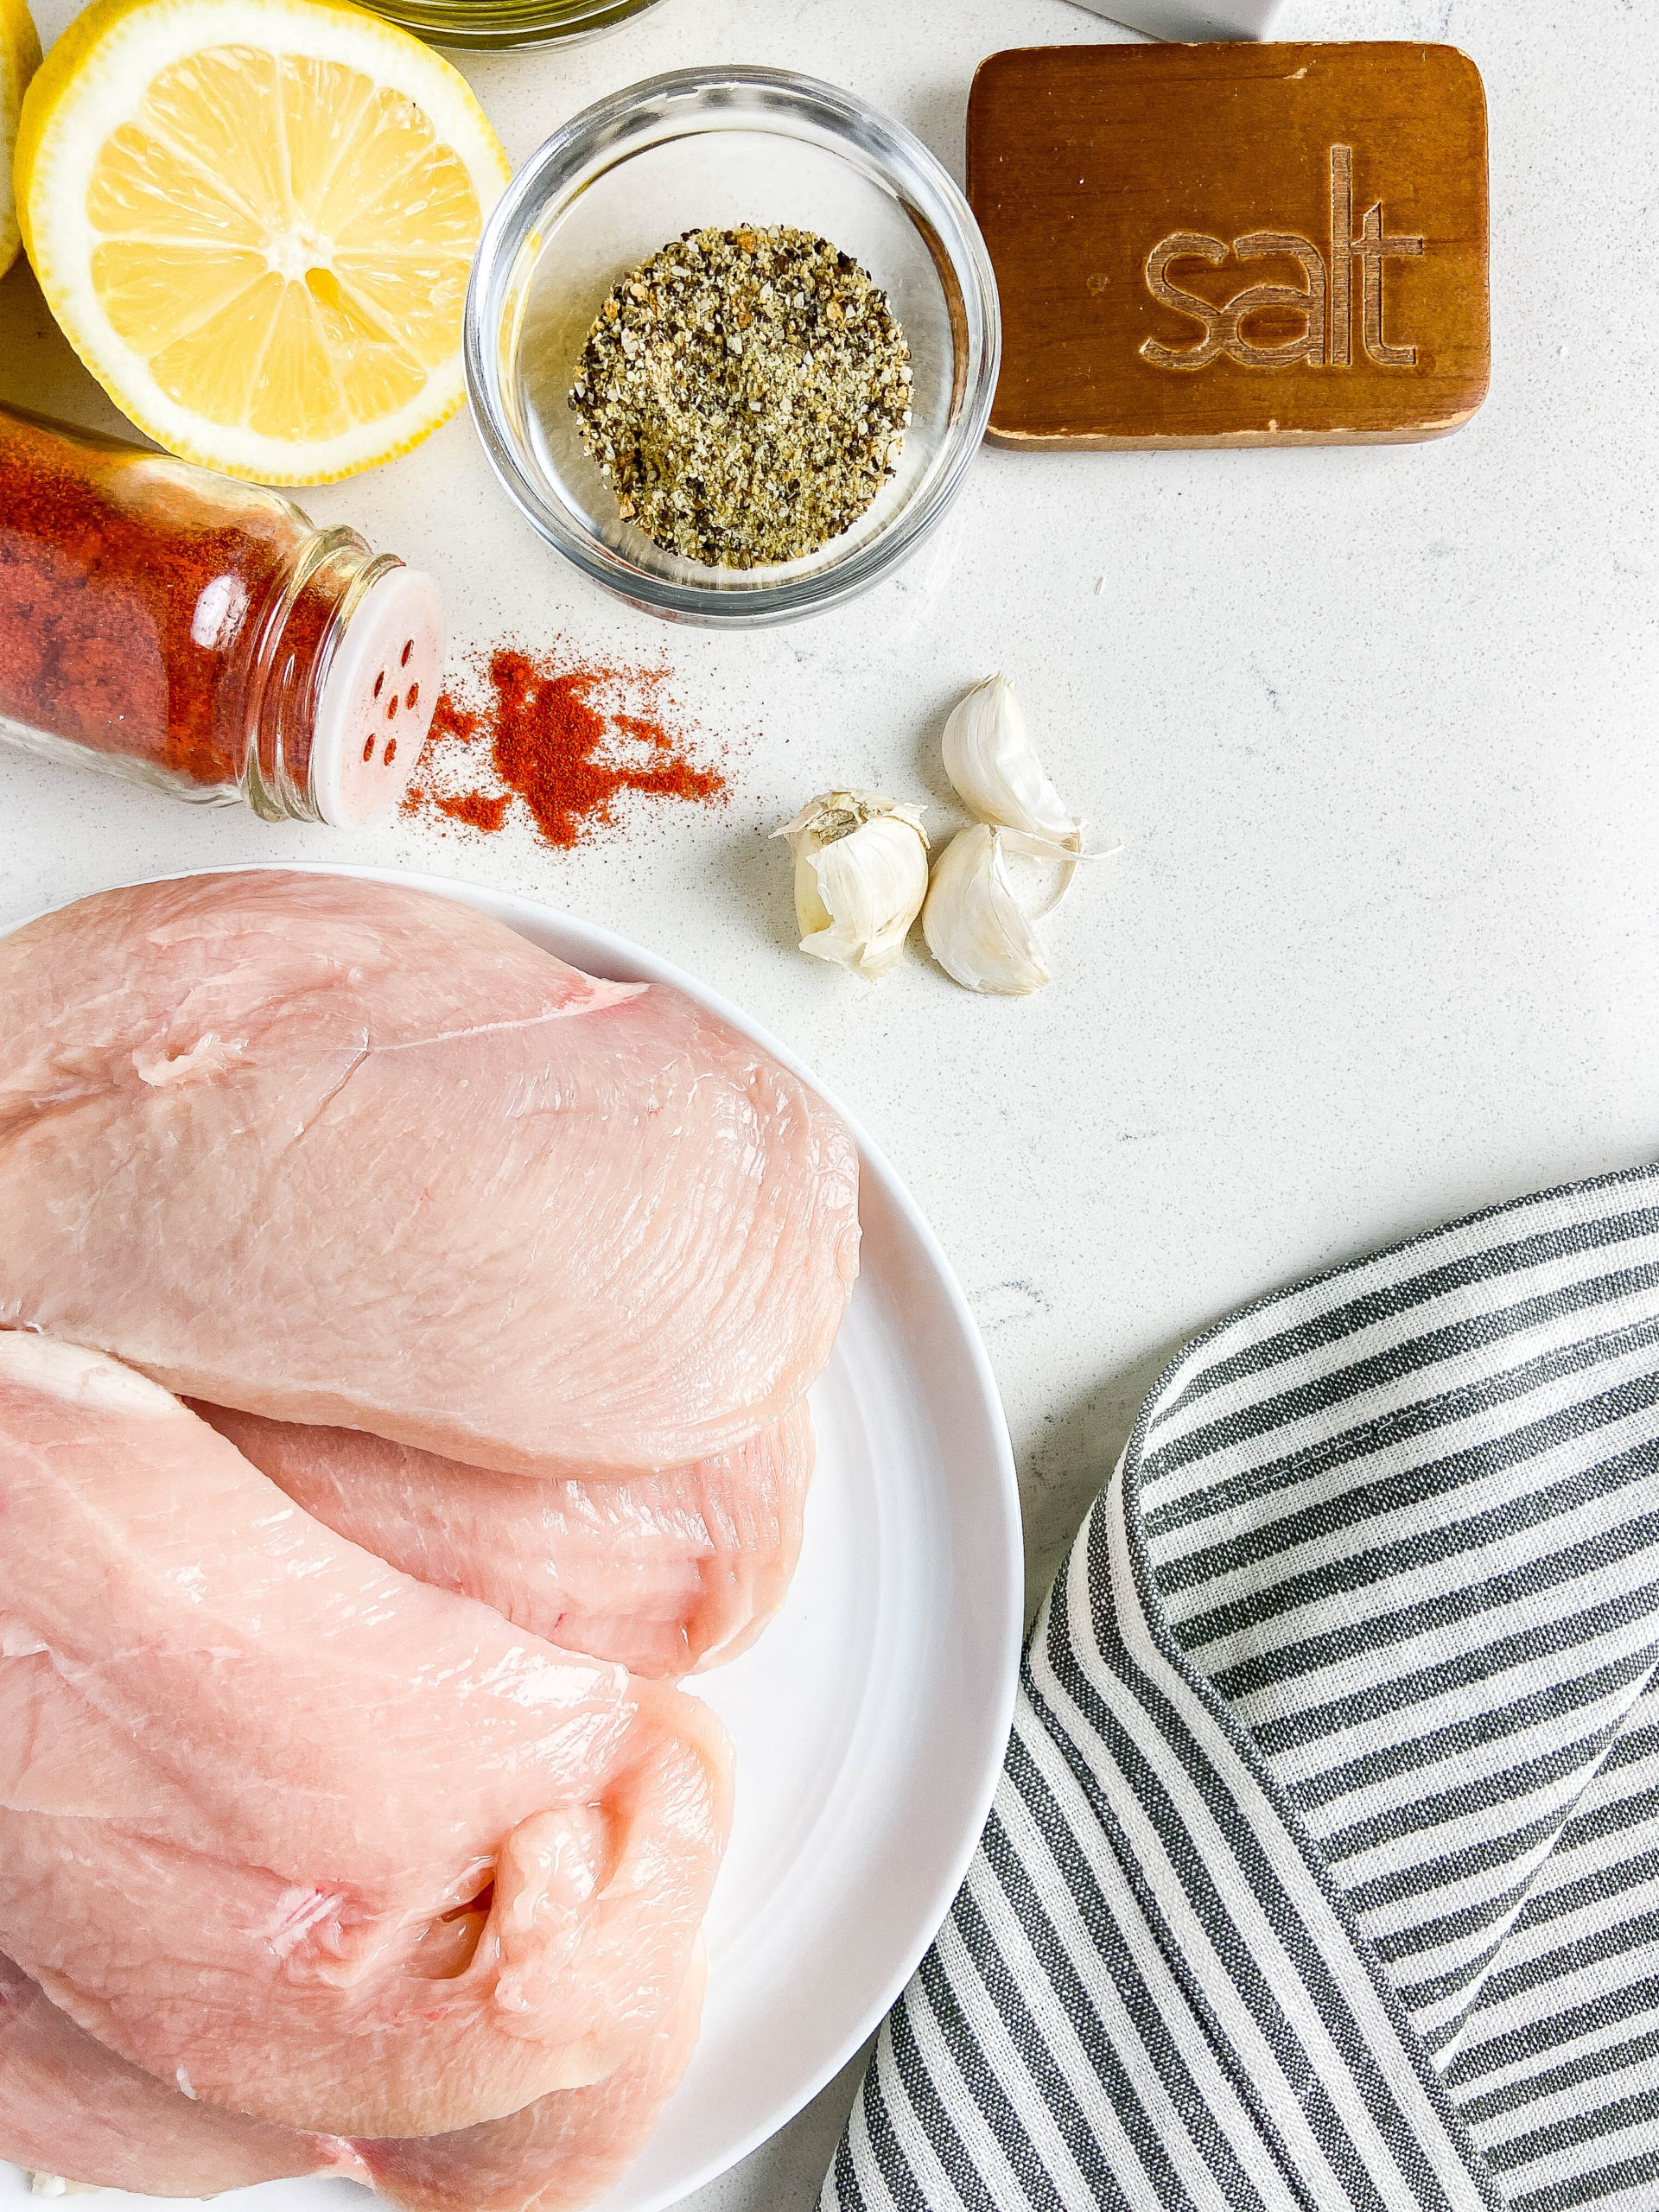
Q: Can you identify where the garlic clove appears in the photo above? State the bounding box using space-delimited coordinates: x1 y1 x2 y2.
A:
922 823 1056 995
773 790 929 980
941 676 1084 852
806 814 931 978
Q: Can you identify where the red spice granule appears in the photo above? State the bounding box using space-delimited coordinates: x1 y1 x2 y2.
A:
401 641 727 849
435 789 511 833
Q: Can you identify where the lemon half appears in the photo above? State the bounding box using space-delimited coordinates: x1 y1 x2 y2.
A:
1 0 41 278
16 0 510 481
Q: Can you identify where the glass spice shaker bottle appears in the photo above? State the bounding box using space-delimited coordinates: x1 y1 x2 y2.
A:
0 403 444 825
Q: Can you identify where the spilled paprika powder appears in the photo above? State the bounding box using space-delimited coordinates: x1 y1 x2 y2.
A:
402 642 728 849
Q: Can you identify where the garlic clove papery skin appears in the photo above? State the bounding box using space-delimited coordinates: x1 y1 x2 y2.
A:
941 676 1084 851
922 823 1053 995
773 791 929 980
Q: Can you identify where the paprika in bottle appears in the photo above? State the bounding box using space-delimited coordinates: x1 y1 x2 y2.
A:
0 404 444 824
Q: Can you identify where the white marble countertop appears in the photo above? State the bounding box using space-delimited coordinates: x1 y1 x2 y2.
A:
4 0 1656 2202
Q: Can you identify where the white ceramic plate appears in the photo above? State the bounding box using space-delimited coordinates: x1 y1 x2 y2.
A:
0 866 1023 2212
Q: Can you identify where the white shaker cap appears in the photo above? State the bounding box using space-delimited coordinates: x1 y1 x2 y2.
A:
309 567 446 828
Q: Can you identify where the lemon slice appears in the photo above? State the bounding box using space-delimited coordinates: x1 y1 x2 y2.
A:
1 0 41 278
15 0 509 481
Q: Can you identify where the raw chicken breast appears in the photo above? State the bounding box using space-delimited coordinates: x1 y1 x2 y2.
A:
0 870 859 1477
0 1946 703 2212
0 1951 366 2196
194 1400 816 1678
0 1334 732 2139
359 1945 707 2212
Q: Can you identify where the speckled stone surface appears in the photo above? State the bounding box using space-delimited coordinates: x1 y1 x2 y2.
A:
3 0 1656 2202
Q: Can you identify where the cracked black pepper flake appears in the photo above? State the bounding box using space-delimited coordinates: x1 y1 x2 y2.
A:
568 223 913 570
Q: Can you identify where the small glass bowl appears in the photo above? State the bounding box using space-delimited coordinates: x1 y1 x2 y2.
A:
367 0 664 54
463 67 1001 627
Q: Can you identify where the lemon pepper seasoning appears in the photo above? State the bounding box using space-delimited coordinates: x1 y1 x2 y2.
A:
569 224 912 569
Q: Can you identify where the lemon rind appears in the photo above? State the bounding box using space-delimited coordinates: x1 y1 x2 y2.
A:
1 0 42 279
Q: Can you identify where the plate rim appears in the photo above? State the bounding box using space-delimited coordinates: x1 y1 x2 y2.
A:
1 860 1024 2208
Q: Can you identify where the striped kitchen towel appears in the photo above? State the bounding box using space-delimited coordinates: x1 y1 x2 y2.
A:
824 1164 1659 2212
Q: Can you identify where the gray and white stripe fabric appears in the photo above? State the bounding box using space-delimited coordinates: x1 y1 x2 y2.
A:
824 1165 1659 2212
